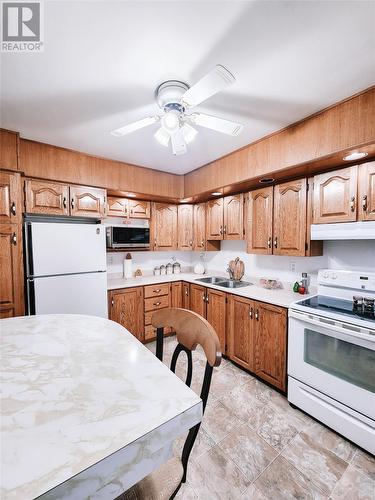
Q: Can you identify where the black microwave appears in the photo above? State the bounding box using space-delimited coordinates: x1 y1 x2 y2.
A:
106 223 150 248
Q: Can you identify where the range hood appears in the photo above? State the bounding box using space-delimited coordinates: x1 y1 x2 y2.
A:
311 221 375 240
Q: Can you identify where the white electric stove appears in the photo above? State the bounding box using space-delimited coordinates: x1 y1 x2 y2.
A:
288 269 375 455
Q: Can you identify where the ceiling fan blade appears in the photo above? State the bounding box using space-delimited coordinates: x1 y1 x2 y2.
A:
190 112 243 136
171 129 187 156
110 116 159 137
182 65 235 108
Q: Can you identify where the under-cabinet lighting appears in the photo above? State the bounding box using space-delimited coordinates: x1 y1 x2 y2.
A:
127 193 137 197
343 151 368 161
211 192 222 196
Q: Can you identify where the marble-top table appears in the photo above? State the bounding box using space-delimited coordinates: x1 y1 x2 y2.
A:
0 315 202 500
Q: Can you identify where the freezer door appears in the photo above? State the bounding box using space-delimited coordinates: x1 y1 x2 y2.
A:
29 222 106 276
33 272 108 318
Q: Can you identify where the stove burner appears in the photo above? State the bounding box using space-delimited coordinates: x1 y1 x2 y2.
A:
296 295 375 323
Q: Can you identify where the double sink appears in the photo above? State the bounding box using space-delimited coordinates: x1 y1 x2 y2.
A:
195 276 252 289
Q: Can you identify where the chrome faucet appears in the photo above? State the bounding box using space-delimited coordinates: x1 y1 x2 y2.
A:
227 266 234 280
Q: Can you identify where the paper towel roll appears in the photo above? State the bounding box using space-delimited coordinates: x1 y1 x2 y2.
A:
123 257 132 279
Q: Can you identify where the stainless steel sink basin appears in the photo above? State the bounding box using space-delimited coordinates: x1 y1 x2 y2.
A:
195 277 252 288
216 280 252 288
195 276 227 284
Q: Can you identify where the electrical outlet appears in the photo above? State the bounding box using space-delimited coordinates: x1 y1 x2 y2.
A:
290 261 296 272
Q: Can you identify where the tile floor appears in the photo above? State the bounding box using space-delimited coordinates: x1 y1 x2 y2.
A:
147 336 375 500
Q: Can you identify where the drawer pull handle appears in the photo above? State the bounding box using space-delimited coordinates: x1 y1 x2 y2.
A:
274 236 278 249
153 289 162 293
255 309 259 321
219 225 223 235
71 198 75 209
154 301 161 306
111 299 114 306
63 197 67 209
11 202 16 215
267 236 272 249
350 196 356 212
12 232 17 245
362 195 368 212
201 239 205 247
249 307 253 319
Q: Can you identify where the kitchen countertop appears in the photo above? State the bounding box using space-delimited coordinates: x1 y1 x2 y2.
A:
107 272 316 308
0 314 202 500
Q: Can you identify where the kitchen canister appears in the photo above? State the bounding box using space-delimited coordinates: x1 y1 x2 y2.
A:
173 261 181 274
166 263 173 275
154 266 160 276
123 253 132 279
160 265 166 275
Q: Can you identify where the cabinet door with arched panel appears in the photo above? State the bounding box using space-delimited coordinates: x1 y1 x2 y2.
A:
313 166 358 223
25 179 69 216
70 185 106 218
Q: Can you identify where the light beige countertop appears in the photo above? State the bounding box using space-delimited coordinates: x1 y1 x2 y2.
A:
0 315 202 500
107 272 316 308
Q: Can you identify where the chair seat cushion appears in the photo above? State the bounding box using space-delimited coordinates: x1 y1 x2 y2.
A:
118 456 184 500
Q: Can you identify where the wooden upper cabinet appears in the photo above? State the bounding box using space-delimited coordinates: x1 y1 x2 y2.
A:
247 187 273 254
177 204 193 250
0 171 22 223
254 302 287 391
224 194 244 239
227 295 254 372
193 203 206 250
358 162 375 221
152 203 178 250
108 287 144 341
313 166 358 223
171 282 183 308
128 199 150 219
107 197 150 219
273 179 307 256
107 196 127 217
189 283 206 318
206 198 224 240
206 289 226 354
0 224 24 317
25 179 69 216
70 186 106 218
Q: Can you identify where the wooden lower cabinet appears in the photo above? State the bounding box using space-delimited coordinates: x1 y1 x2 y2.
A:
227 295 254 371
108 287 144 341
0 224 24 317
253 302 287 391
189 283 226 354
182 282 190 308
189 283 207 318
206 289 226 354
171 282 183 308
228 294 287 391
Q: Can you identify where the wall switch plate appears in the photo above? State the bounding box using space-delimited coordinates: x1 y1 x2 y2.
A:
290 261 296 272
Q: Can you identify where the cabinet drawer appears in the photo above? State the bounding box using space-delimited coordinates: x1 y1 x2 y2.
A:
144 324 172 341
144 294 170 312
144 283 170 298
145 308 169 326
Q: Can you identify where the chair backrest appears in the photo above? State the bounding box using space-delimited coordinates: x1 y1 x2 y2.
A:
151 307 222 483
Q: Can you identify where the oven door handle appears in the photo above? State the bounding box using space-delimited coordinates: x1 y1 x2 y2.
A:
289 309 375 342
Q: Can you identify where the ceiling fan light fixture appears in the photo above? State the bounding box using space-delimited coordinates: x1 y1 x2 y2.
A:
154 127 170 147
161 109 180 134
182 123 198 144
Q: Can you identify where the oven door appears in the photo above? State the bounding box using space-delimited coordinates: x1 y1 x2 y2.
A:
288 309 375 419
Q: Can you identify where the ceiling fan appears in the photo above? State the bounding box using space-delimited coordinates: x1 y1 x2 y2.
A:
110 65 243 156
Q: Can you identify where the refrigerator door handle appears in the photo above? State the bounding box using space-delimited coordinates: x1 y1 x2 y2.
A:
27 279 36 315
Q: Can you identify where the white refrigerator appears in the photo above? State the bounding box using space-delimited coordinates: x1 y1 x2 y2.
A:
25 221 108 318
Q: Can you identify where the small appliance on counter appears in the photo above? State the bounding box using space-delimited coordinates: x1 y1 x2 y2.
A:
123 253 132 279
288 269 375 455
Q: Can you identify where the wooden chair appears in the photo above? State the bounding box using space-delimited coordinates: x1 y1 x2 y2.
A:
119 308 222 500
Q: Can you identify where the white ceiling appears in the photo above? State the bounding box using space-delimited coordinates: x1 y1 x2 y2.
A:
1 1 375 174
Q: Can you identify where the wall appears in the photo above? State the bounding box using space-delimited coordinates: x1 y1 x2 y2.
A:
107 240 375 286
107 251 193 276
194 240 375 285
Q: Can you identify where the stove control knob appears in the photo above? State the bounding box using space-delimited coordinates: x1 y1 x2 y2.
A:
332 273 338 280
323 271 329 279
